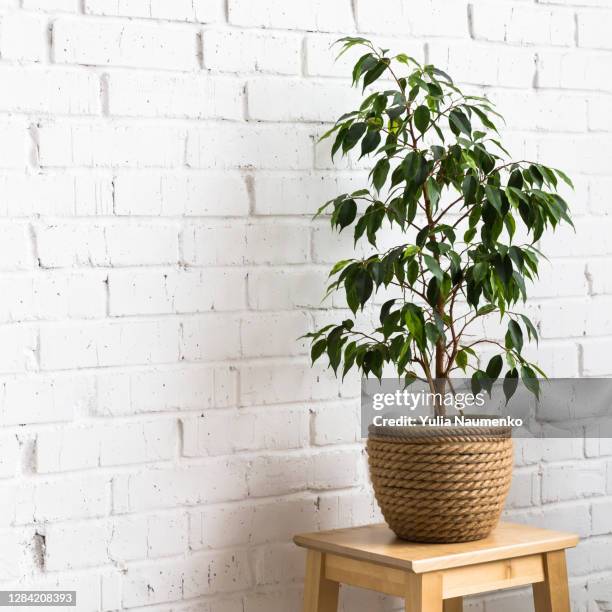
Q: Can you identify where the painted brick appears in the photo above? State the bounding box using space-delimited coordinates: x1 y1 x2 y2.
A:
588 95 612 131
526 259 588 299
39 320 180 370
99 418 177 466
0 222 35 270
181 405 309 457
182 222 309 265
542 462 607 502
189 496 319 550
240 311 309 357
247 453 312 497
108 72 243 120
588 177 612 215
0 531 25 580
312 219 406 264
0 271 107 322
1 484 19 523
186 124 313 170
179 315 241 362
53 18 199 70
251 542 305 585
539 218 612 257
522 299 588 340
228 0 354 31
16 474 110 522
0 13 47 61
113 171 249 217
313 449 362 490
0 121 28 169
36 222 179 267
470 3 575 46
493 90 589 133
539 134 612 175
519 341 579 378
505 468 540 509
108 268 247 315
247 267 327 310
84 0 225 22
519 437 584 465
147 513 189 557
48 518 146 570
543 0 612 4
356 0 469 37
36 419 177 473
239 360 360 406
38 122 185 168
22 0 78 10
203 29 301 74
0 374 94 426
121 551 251 605
312 401 361 446
95 365 236 416
537 50 612 91
0 433 19 478
592 498 612 535
254 172 367 216
582 338 612 376
0 1 609 609
0 173 113 217
429 41 536 88
244 589 302 612
578 10 612 49
113 460 248 512
0 325 38 374
585 434 612 458
587 259 612 295
586 574 612 612
248 78 360 123
568 536 612 575
506 502 592 539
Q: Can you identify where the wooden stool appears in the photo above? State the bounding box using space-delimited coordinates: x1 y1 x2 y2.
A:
294 522 578 612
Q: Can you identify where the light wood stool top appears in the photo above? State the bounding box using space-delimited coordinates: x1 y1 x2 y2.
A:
294 522 579 612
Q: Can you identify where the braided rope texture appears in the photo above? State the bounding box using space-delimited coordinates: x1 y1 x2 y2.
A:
367 426 514 543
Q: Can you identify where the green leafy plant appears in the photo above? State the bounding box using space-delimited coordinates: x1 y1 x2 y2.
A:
304 38 574 416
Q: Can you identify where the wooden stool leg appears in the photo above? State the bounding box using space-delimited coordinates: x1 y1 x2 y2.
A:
533 550 571 612
406 572 443 612
303 550 339 612
443 597 463 612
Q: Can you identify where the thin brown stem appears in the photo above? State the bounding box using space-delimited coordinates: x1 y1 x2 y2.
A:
433 195 464 224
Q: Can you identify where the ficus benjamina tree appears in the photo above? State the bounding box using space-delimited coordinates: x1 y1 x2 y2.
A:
303 37 574 417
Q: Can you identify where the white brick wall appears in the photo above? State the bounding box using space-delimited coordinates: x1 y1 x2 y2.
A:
0 1 609 611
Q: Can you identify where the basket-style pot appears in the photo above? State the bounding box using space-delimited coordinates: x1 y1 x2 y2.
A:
367 419 513 543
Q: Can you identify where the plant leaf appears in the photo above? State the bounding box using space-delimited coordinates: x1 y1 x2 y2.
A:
361 130 381 157
371 158 390 192
506 319 523 354
456 349 468 371
335 199 357 230
423 254 444 281
485 355 503 380
449 108 471 136
521 365 540 398
414 105 430 133
485 185 503 216
503 368 519 404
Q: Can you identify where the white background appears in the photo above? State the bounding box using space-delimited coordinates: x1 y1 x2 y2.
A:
0 0 610 610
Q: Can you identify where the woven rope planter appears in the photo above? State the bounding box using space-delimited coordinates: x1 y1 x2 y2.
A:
367 421 513 543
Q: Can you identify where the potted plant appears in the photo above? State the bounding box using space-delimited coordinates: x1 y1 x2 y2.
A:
304 38 574 543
